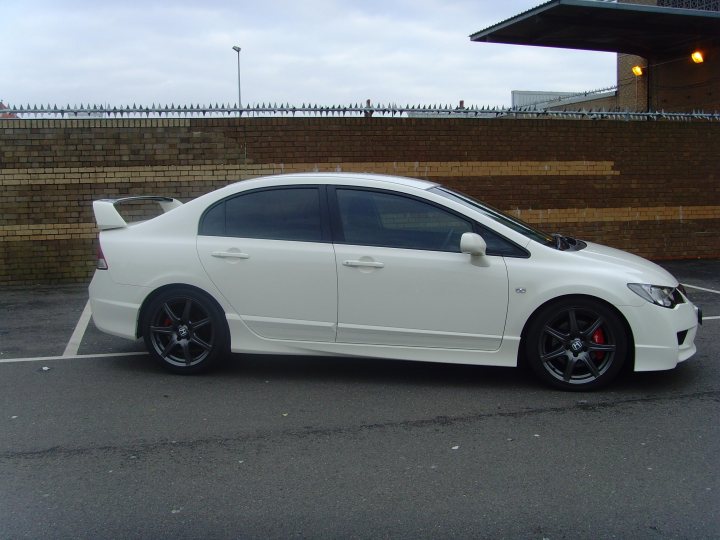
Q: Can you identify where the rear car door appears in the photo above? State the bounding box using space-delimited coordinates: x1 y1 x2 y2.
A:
196 186 337 342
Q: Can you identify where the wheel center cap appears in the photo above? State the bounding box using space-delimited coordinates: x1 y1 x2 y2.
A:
570 339 583 353
177 325 189 339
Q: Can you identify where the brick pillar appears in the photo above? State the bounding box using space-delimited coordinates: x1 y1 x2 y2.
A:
616 0 657 111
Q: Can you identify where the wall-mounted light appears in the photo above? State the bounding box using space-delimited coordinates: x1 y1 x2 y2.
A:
691 51 704 64
632 65 644 76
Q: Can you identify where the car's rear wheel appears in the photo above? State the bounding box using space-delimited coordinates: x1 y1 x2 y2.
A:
525 298 629 391
142 288 228 374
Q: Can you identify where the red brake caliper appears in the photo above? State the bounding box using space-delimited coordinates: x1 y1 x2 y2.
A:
592 327 606 360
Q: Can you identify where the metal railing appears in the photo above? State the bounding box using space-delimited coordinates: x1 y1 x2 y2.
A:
0 102 718 121
512 85 618 109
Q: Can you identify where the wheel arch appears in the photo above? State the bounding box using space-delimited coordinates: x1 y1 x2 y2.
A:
518 294 636 371
136 283 228 339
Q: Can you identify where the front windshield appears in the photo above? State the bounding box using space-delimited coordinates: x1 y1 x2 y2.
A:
429 186 555 246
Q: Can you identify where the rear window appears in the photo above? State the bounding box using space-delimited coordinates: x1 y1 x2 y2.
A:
199 187 323 242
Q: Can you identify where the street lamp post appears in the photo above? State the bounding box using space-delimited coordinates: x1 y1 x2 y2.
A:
232 45 242 115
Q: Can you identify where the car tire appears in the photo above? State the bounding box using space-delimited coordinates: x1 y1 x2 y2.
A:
525 297 629 391
142 288 229 374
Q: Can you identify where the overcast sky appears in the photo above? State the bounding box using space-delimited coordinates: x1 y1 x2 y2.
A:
1 0 617 109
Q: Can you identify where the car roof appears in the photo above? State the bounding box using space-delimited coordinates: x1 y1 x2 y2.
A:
231 172 439 191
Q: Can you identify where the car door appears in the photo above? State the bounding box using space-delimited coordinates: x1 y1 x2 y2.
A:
331 187 509 350
196 186 337 342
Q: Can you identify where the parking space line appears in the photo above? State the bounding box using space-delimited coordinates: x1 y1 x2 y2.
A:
703 316 720 321
0 351 148 364
683 284 720 295
63 300 93 357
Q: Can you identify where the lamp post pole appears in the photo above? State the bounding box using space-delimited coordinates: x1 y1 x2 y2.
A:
232 46 242 115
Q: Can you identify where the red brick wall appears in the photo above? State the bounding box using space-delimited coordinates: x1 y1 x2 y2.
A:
1 117 718 285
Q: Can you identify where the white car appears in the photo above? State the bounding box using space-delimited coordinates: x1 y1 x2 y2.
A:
89 173 701 390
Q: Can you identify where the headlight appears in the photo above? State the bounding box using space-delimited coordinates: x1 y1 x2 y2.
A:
627 283 683 308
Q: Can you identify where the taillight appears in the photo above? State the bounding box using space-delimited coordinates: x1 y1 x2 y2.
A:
97 242 108 270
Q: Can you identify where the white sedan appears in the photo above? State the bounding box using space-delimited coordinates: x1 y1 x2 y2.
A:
89 173 701 390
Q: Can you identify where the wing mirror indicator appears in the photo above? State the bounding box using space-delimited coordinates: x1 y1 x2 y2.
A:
460 232 486 256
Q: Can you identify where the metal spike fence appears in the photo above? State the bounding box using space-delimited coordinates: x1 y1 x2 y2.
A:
0 102 718 121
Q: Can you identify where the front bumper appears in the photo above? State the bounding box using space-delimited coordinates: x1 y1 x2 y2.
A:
619 298 700 372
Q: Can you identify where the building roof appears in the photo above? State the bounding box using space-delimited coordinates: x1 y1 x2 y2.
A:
0 102 19 119
470 0 720 58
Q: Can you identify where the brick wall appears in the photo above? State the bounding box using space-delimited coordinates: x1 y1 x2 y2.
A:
1 117 719 285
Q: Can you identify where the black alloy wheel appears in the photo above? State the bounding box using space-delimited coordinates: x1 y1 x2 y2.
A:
143 288 228 374
525 298 629 390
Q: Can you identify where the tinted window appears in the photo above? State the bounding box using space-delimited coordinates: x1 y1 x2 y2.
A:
200 202 225 236
336 189 472 252
429 186 554 247
200 188 323 242
477 225 529 258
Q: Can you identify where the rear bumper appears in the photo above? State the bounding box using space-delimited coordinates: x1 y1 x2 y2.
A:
89 271 147 341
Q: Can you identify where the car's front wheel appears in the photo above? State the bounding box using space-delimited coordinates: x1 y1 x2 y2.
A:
525 298 629 391
142 288 229 374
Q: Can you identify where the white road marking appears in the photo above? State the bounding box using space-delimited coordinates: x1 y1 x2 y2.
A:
0 352 148 364
683 283 720 295
63 300 93 357
681 283 720 320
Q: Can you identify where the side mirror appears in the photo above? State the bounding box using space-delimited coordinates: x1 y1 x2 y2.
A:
460 232 486 256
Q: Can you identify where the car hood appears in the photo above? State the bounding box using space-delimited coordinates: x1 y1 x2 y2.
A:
574 241 679 286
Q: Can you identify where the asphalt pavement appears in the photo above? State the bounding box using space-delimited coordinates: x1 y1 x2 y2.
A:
1 260 719 539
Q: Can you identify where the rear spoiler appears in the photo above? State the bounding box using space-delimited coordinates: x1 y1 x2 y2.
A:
92 196 183 230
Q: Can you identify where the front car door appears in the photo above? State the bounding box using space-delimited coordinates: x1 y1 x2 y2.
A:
197 186 337 342
331 187 509 350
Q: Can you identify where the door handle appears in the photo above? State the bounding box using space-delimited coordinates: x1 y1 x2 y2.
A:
343 260 385 268
211 251 250 259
